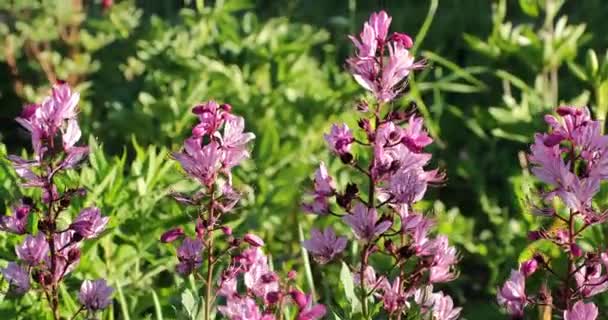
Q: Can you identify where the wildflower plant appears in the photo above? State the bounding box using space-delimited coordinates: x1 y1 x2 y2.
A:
301 11 461 320
1 83 112 319
497 106 608 319
161 101 326 320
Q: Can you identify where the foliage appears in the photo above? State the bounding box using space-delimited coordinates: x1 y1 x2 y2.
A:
1 0 608 319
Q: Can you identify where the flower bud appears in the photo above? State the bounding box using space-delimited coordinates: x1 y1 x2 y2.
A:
220 103 232 112
290 289 307 308
287 270 297 280
160 228 184 243
392 32 413 48
261 272 279 283
520 258 538 277
339 152 353 164
570 244 583 257
221 226 233 236
266 291 281 304
244 233 265 247
68 248 81 263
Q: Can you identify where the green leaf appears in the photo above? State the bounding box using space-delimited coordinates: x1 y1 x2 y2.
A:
27 210 39 235
339 261 360 314
519 0 539 17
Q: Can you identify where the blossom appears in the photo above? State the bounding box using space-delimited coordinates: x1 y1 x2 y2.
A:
243 248 279 299
388 167 427 204
343 203 392 241
564 301 598 320
313 162 334 196
1 262 30 294
192 101 225 137
431 292 461 320
0 202 31 234
574 263 608 298
219 114 255 170
176 238 203 275
218 296 274 320
380 277 404 314
497 270 527 317
172 138 222 186
401 116 433 152
324 124 354 156
78 279 114 311
302 227 347 264
16 234 49 266
294 293 326 320
301 195 330 215
70 207 109 239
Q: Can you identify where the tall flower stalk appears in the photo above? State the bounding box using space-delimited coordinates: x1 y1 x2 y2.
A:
498 106 608 320
162 102 326 320
301 11 460 320
2 83 112 319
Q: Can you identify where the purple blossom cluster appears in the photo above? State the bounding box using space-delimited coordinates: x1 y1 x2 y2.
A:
301 11 460 319
2 83 112 319
497 106 608 319
161 101 326 320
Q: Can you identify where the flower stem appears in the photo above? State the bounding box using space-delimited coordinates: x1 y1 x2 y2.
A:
204 186 216 320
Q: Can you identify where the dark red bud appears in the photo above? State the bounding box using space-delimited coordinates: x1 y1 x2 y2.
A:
68 248 81 262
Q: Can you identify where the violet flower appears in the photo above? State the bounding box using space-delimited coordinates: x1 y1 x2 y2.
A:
431 292 461 320
176 237 203 276
1 262 30 294
324 123 354 156
16 233 49 266
497 270 527 317
302 227 347 264
564 301 598 320
78 279 114 311
70 207 109 239
343 203 392 241
0 202 31 234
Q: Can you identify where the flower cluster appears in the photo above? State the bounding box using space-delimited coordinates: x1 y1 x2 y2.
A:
497 106 608 319
2 83 112 319
161 101 326 320
301 11 460 319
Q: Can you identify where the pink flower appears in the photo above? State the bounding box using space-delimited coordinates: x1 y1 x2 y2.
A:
574 263 608 298
302 227 347 264
172 138 222 186
564 301 598 320
295 294 326 320
431 292 461 320
528 134 573 187
78 279 114 311
380 277 404 314
16 234 49 266
160 228 184 243
302 195 330 215
497 270 527 317
313 162 334 196
392 32 413 49
70 207 109 239
401 116 433 152
219 114 255 170
218 296 273 320
343 203 392 241
243 248 279 299
176 238 203 275
377 42 418 102
0 202 31 234
244 233 265 247
388 167 427 204
324 123 354 156
1 262 30 294
192 101 225 137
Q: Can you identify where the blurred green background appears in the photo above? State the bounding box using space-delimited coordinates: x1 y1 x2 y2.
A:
2 0 608 318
